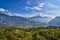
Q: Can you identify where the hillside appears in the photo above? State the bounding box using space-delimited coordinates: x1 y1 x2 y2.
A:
0 26 60 40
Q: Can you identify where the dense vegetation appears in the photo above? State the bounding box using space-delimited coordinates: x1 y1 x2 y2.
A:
0 26 60 40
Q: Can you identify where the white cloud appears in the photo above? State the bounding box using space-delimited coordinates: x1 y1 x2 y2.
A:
25 2 45 11
44 2 60 17
46 2 59 8
38 3 45 8
0 8 23 17
33 7 42 10
14 14 23 17
7 12 55 18
8 13 24 17
18 13 55 18
36 13 55 18
45 10 60 16
23 13 37 17
0 8 56 18
0 8 6 12
8 13 14 16
25 6 42 10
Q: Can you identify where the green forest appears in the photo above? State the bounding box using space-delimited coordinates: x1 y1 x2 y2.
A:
0 26 60 40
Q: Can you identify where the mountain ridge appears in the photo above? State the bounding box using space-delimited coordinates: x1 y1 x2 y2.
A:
0 13 60 28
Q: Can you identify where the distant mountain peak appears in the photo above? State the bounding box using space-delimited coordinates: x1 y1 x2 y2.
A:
55 16 60 18
49 16 60 26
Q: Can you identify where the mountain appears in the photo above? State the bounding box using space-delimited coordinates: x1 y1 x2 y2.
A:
49 16 60 26
0 13 28 27
0 12 54 28
0 13 9 25
28 15 52 24
26 15 53 27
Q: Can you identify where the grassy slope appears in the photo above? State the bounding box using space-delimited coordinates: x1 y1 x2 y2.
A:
0 26 60 40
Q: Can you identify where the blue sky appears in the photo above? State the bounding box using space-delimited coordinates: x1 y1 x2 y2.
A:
0 0 60 18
